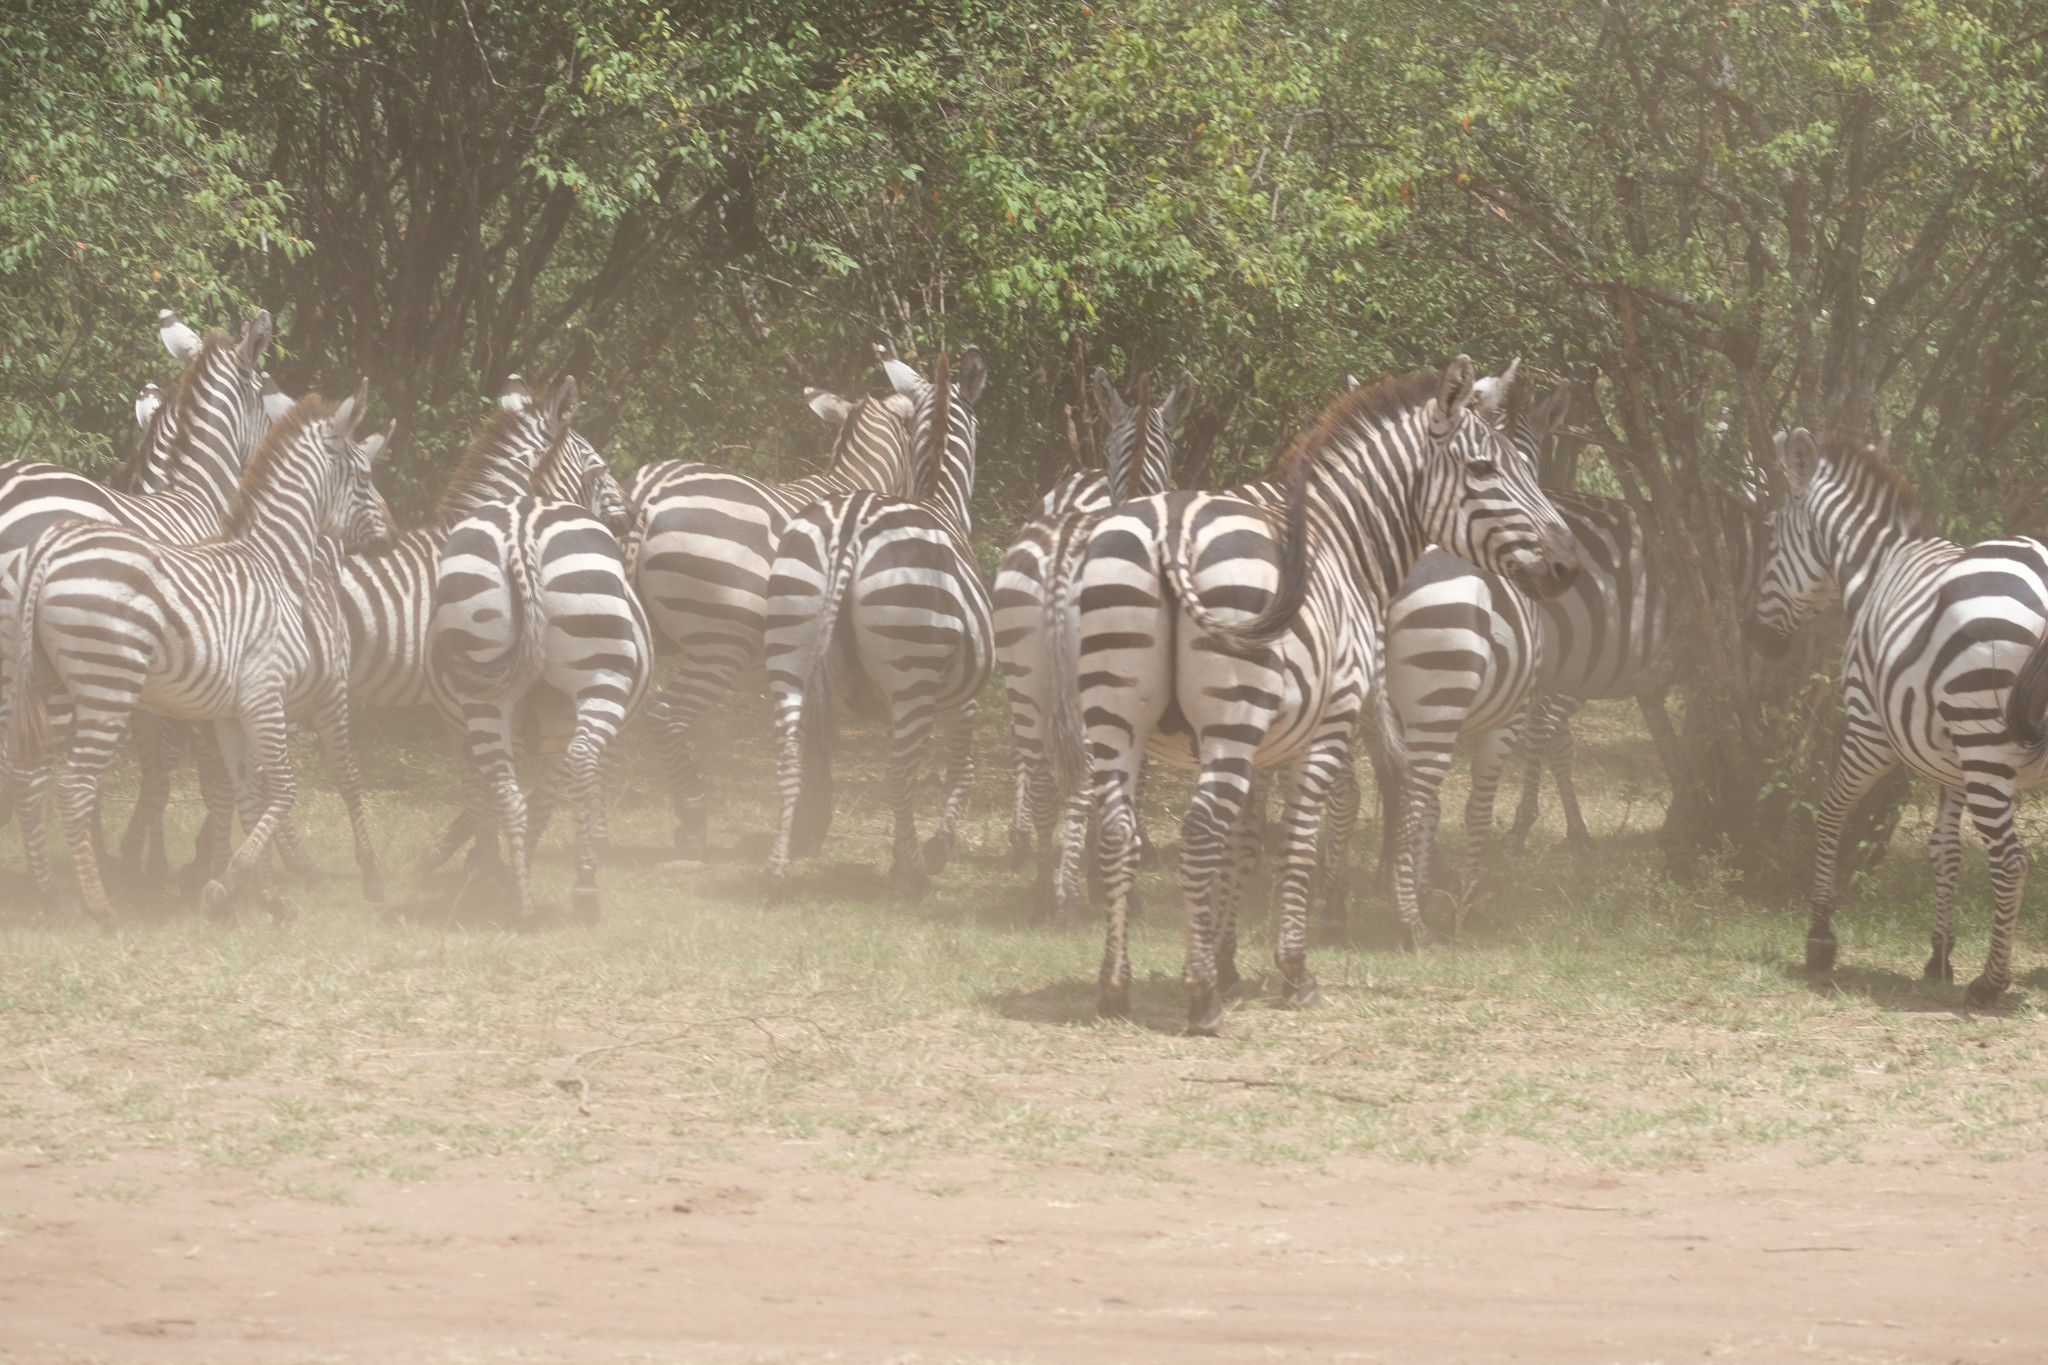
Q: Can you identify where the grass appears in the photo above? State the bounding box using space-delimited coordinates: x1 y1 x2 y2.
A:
2 692 2045 1203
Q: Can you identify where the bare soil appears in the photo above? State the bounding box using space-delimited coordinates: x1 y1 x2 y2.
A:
4 1137 2043 1364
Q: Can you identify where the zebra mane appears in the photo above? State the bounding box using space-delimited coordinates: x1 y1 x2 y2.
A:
437 406 546 522
1820 431 1926 536
222 393 338 536
918 350 952 503
1281 369 1439 473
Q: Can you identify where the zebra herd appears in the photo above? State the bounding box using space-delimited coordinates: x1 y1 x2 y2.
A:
3 311 2046 1031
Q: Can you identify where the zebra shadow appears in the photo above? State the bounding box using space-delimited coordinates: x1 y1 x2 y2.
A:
984 972 1264 1035
1781 960 2041 1014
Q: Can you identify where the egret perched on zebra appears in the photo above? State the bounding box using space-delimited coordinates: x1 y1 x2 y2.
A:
9 387 397 923
1062 358 1580 1033
760 347 994 898
994 366 1193 923
625 361 920 856
1747 428 2048 1005
426 384 650 925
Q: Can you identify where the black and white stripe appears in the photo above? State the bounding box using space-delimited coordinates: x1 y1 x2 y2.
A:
1747 429 2048 1004
627 366 920 853
760 348 994 897
993 367 1192 922
1063 359 1581 1033
426 403 651 924
9 389 396 922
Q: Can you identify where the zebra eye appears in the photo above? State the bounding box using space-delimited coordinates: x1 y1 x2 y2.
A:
1466 458 1498 478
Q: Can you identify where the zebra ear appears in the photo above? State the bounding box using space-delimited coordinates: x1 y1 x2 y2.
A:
805 387 854 426
1088 366 1121 427
954 346 988 406
1158 370 1197 429
545 375 580 433
1437 354 1479 426
333 377 370 440
1529 382 1573 437
261 373 295 423
237 310 273 366
1779 427 1821 496
365 420 397 467
881 357 926 397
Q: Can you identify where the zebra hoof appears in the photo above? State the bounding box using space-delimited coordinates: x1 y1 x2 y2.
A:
1097 983 1131 1020
1923 952 1954 984
1404 921 1435 952
571 886 601 926
1215 957 1242 997
1184 986 1224 1037
922 830 956 875
1282 970 1321 1009
1804 931 1837 973
1964 974 2005 1008
893 865 933 901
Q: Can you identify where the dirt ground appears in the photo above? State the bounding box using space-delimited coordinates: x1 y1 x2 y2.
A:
4 1137 2042 1365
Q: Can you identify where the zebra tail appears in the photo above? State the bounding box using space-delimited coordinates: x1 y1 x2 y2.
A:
2006 631 2048 753
1362 687 1407 891
7 548 56 768
791 517 860 855
1160 453 1311 652
1044 512 1092 802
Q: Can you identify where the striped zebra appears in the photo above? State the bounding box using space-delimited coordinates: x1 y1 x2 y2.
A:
426 399 651 925
1747 429 2048 1005
1361 376 1566 938
9 389 397 923
626 362 921 855
760 348 994 898
0 312 274 900
994 367 1193 923
1062 359 1580 1033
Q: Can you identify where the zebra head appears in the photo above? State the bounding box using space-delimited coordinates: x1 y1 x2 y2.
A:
1421 355 1579 600
132 310 273 503
319 380 399 555
885 346 987 514
1743 427 1915 658
807 387 918 497
1090 368 1195 505
532 375 632 535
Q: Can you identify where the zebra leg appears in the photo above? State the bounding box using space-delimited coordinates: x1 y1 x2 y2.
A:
1545 704 1592 847
1093 761 1147 1020
12 754 65 910
1458 720 1521 934
202 707 296 922
1180 761 1256 1036
116 712 175 883
179 726 240 899
1804 726 1898 973
1392 734 1453 951
1212 775 1266 997
650 659 739 856
922 698 976 875
271 778 324 881
762 687 807 899
420 741 484 875
45 682 145 925
564 729 610 926
1006 675 1046 866
884 699 940 899
1964 786 2025 1007
1924 786 1964 984
462 710 534 926
1274 748 1344 1008
311 696 384 904
1317 761 1360 940
1508 695 1558 846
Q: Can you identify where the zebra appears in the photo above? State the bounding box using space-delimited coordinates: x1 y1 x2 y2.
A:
426 392 650 925
9 388 397 923
760 347 994 898
1746 428 2048 1006
993 366 1193 923
1360 375 1566 939
625 360 921 855
0 312 274 901
1060 358 1580 1033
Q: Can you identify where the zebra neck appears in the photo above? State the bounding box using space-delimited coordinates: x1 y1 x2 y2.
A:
925 450 975 546
1302 457 1428 608
1836 518 1931 622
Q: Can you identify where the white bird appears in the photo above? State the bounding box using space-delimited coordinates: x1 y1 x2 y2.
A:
1469 356 1521 422
260 372 295 423
499 374 532 412
134 382 163 429
158 308 202 362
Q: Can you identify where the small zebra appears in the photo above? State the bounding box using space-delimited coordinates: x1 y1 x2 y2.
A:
1747 429 2048 1005
994 367 1193 923
760 348 994 898
1061 359 1580 1033
426 393 651 925
626 363 920 854
9 389 397 922
0 312 274 900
